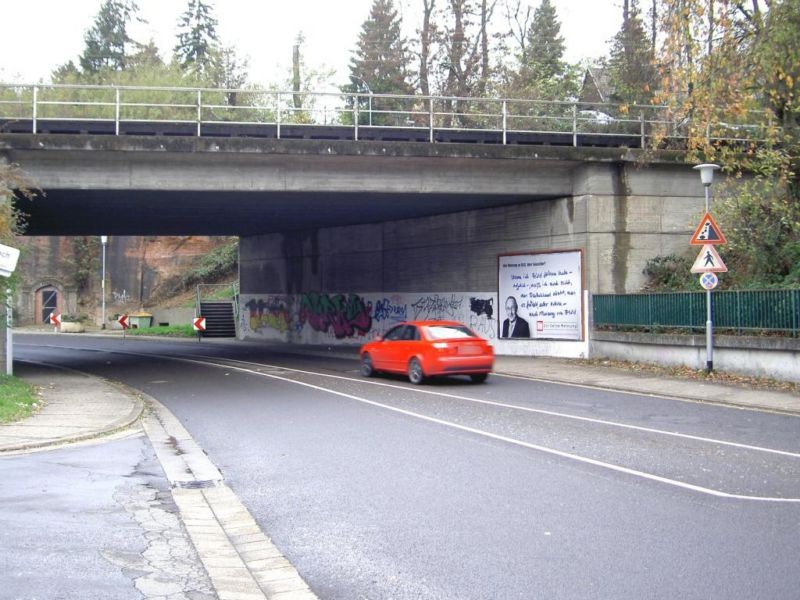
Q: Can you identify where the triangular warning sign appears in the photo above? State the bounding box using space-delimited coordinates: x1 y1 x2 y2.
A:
691 244 728 273
690 212 727 245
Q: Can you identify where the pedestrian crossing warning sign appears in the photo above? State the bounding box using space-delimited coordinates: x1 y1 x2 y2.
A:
691 244 728 273
690 212 727 245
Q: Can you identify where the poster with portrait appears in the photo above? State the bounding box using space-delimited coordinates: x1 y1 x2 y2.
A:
498 250 583 340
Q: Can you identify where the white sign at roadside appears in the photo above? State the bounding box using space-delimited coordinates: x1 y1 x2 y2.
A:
0 243 20 278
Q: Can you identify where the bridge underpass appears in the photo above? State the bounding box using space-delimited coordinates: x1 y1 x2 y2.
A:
5 134 578 236
2 131 705 358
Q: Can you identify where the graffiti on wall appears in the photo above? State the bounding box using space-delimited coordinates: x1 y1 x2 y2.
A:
244 296 292 334
468 296 497 339
373 297 408 323
410 294 463 320
240 291 497 343
298 293 372 339
112 289 132 304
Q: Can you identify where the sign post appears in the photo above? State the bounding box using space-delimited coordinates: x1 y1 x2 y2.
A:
118 314 129 341
692 164 722 373
193 316 206 342
0 243 20 375
49 312 62 333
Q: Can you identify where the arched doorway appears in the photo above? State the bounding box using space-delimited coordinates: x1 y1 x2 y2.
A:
35 285 60 324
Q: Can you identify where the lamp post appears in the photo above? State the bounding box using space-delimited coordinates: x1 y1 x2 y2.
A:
693 163 720 373
101 235 107 329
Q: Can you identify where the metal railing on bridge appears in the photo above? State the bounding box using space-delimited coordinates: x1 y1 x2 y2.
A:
593 289 800 337
0 82 774 148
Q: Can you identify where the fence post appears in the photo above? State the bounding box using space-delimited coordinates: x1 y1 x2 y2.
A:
429 97 434 143
32 85 38 134
640 111 645 148
354 94 359 141
736 290 742 336
502 100 507 145
115 87 120 135
276 92 281 139
196 89 202 136
572 103 577 147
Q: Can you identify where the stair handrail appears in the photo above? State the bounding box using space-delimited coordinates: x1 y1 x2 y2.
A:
195 281 240 335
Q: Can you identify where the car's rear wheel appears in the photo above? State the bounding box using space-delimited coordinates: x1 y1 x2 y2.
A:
361 353 375 377
408 358 425 385
470 373 488 383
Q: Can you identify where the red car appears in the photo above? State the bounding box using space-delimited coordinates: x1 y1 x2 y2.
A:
359 320 494 384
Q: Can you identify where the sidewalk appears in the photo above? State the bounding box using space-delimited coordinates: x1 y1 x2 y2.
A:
0 360 316 600
0 362 143 452
494 355 800 414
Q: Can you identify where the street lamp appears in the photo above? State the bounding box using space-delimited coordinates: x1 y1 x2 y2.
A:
693 164 720 373
101 235 107 329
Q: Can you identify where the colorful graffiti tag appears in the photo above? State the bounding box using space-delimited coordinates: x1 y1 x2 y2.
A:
244 297 292 334
298 293 372 339
240 291 497 343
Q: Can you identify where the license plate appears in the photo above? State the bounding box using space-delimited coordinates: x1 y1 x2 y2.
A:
459 345 481 355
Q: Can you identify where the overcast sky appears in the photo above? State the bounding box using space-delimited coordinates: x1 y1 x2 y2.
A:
0 0 622 87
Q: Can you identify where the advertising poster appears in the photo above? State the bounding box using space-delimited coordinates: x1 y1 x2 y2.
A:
498 250 583 340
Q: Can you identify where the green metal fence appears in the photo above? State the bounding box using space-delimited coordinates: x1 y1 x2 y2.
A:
593 289 800 336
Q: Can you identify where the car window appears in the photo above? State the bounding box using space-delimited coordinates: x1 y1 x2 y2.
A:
423 324 477 340
383 325 406 341
403 325 420 341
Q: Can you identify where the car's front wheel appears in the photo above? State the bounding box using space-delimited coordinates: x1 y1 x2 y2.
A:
408 357 425 385
361 353 375 377
470 373 488 383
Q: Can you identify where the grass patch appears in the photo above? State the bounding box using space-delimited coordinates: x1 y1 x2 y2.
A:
0 375 39 424
126 324 197 338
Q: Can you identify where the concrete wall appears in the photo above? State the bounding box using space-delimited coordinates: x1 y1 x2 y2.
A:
240 162 705 293
238 162 711 357
591 331 800 383
574 163 706 293
238 291 592 358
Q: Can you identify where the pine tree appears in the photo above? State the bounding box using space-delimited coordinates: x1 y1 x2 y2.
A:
607 0 657 105
79 0 142 73
519 0 565 85
174 0 220 77
513 0 576 100
345 0 414 125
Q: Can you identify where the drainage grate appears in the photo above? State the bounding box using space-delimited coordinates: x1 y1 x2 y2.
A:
172 479 222 490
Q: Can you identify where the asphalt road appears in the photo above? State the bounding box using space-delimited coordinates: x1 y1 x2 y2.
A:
15 335 800 600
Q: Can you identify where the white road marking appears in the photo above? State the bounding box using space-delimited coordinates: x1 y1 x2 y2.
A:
191 355 800 460
168 355 800 503
19 344 800 502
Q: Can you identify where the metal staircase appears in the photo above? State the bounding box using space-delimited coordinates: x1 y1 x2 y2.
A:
196 283 238 338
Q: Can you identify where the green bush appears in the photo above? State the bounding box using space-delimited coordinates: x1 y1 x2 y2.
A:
641 254 696 291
